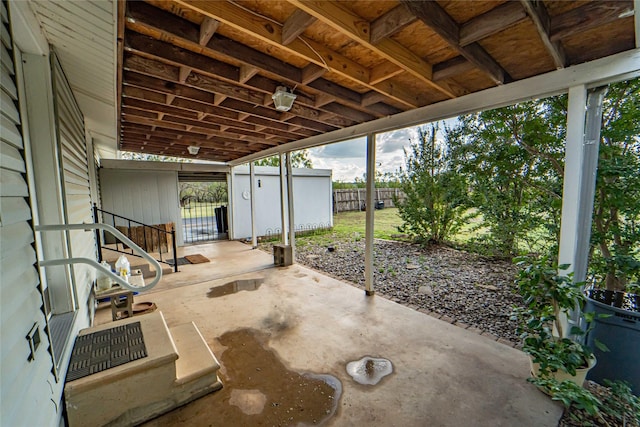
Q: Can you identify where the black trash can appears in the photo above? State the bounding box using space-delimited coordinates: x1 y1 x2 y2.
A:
214 206 229 234
585 289 640 395
220 205 228 233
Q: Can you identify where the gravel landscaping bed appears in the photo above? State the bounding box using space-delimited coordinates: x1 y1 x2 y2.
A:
259 237 640 426
263 238 524 344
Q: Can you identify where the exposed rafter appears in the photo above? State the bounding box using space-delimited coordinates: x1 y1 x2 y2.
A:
287 0 459 99
125 3 405 116
173 0 428 107
282 9 316 45
199 17 219 46
460 2 527 46
549 1 634 42
520 0 566 69
400 0 508 85
116 0 637 162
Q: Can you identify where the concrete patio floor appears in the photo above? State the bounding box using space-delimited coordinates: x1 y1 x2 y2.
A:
95 240 562 426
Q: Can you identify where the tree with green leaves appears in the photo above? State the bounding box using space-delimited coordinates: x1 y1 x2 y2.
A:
589 79 640 291
120 151 192 163
447 98 566 256
254 150 312 168
395 124 471 244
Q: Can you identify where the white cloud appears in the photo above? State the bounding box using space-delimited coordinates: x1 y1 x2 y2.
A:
307 119 460 181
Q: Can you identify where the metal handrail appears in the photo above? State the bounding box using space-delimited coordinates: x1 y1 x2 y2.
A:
93 204 179 273
35 223 162 292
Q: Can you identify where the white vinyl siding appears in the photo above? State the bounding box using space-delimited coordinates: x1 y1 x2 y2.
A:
52 53 96 306
0 5 56 425
100 168 183 244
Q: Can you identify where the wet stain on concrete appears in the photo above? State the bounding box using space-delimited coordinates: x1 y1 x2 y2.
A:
207 278 263 298
141 328 341 426
261 305 298 334
346 356 393 385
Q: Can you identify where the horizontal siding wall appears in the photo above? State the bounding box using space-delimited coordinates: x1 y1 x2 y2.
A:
0 6 56 426
232 167 333 239
53 53 95 306
99 168 182 244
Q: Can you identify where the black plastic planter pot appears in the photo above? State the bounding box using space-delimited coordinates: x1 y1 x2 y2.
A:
585 289 640 395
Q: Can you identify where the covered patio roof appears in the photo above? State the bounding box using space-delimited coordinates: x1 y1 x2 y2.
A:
26 1 639 163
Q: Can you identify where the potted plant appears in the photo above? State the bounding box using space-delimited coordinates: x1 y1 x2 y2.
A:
513 255 600 392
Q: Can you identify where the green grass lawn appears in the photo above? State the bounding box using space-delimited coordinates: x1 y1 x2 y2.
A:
295 208 405 249
180 202 222 219
294 207 552 255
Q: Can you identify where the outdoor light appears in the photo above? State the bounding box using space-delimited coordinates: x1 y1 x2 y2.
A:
272 86 296 112
187 145 200 155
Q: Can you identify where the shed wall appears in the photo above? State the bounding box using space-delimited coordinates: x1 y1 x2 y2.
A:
99 168 183 246
231 167 333 239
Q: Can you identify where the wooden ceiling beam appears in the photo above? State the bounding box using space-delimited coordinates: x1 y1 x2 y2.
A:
288 0 458 99
520 0 566 69
123 97 200 120
178 66 192 83
123 113 281 146
220 96 353 128
321 103 375 122
361 91 387 107
122 125 260 150
239 65 259 84
549 1 633 42
242 115 318 137
126 5 397 118
369 61 404 85
301 64 327 84
282 9 317 45
122 106 157 119
314 93 335 108
173 0 423 108
121 133 254 154
124 88 317 140
199 16 220 46
125 76 308 137
460 2 527 46
432 56 475 81
127 1 302 83
401 0 507 85
370 4 416 44
125 32 239 81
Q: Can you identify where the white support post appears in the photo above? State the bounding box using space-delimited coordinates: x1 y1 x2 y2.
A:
558 85 587 277
286 153 296 261
364 133 376 296
558 85 607 336
227 167 235 239
279 153 288 245
249 161 257 249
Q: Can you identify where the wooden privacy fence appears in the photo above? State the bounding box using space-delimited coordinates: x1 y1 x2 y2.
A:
332 188 406 213
114 222 174 254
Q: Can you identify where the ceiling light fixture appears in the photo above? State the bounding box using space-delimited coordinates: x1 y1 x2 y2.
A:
187 145 200 155
272 86 297 112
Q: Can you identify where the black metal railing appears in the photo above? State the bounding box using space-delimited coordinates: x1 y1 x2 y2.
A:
93 204 179 273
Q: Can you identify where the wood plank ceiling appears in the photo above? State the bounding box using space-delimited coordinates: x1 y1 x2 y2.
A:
118 0 636 162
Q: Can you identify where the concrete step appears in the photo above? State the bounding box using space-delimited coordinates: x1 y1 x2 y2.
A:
170 322 221 385
64 312 222 426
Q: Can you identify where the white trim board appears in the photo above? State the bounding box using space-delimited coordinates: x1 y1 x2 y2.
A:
230 48 640 166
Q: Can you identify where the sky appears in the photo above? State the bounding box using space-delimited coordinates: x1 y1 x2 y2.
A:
308 119 458 182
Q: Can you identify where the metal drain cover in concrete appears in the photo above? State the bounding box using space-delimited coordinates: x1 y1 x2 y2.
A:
66 322 147 382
